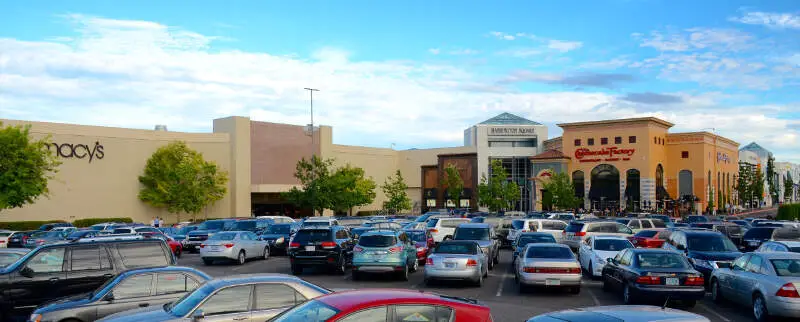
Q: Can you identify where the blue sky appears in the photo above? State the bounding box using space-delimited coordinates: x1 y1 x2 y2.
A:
0 0 798 161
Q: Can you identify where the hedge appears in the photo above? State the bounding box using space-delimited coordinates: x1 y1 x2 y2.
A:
72 217 133 227
0 220 67 231
777 204 800 221
355 210 382 217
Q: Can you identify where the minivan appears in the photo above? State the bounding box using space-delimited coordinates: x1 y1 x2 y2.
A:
427 217 471 243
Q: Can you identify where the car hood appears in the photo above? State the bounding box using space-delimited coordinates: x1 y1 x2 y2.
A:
542 305 707 322
593 250 622 261
99 306 172 322
260 233 288 240
35 292 94 314
687 250 741 261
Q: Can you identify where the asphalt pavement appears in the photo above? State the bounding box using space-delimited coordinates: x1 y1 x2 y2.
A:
177 249 758 322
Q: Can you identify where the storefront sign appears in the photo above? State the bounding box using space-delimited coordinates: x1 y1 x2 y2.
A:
488 127 537 136
45 141 105 163
574 147 635 163
717 152 731 164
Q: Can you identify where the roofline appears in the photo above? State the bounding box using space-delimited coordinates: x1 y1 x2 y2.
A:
667 131 740 147
557 117 674 129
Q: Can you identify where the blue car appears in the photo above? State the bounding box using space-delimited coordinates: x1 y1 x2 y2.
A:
351 229 418 281
662 230 741 284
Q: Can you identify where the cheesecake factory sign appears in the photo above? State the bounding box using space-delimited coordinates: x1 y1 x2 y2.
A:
45 141 105 163
488 127 537 136
574 146 635 163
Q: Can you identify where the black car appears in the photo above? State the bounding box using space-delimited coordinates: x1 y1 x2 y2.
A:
0 238 176 320
259 223 300 254
6 231 36 248
350 227 374 240
601 248 706 307
185 219 238 252
288 226 353 275
30 266 211 322
662 230 741 284
741 226 800 251
690 222 745 247
37 223 74 231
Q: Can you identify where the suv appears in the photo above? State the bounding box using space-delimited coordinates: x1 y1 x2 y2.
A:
185 219 238 252
0 239 175 319
615 218 667 233
37 223 74 231
690 222 745 247
351 230 418 281
427 217 471 243
226 218 274 234
562 221 633 251
452 223 500 270
288 226 353 275
661 230 741 283
742 227 800 251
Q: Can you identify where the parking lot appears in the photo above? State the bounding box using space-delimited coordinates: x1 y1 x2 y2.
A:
178 249 756 322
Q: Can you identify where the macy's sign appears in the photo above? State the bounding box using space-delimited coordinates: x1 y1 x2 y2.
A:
45 141 105 163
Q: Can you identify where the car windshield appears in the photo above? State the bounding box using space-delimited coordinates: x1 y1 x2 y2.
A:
198 221 225 230
453 228 490 240
637 253 690 269
743 228 775 239
687 235 738 252
293 230 332 243
634 230 659 238
565 223 584 233
268 225 292 234
594 239 633 251
358 235 397 247
511 220 525 230
406 231 426 242
0 252 25 267
209 232 236 241
526 246 574 259
269 299 340 322
517 235 556 246
168 284 214 317
770 259 800 277
67 231 88 239
435 243 477 255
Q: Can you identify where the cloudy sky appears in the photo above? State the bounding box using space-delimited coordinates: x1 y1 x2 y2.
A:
1 1 798 162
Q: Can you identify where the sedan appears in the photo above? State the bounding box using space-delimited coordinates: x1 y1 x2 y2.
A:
602 248 705 307
710 252 800 321
25 231 67 248
579 236 633 278
424 240 488 286
200 231 270 265
628 230 666 248
97 274 331 322
512 232 557 264
526 305 709 322
30 267 211 322
515 243 581 294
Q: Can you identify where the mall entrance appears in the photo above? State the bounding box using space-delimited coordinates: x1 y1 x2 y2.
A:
589 164 620 212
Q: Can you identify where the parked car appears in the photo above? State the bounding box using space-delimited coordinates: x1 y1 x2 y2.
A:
742 227 800 251
404 229 434 264
200 231 270 265
452 223 500 270
351 230 418 281
628 229 667 248
615 218 667 233
413 212 448 224
30 266 211 322
362 221 403 230
710 252 800 321
25 231 68 248
662 230 742 283
562 221 634 251
512 232 557 264
547 213 577 222
50 227 78 236
515 243 581 294
526 305 710 322
259 223 300 254
256 215 296 223
424 240 488 286
302 217 340 228
426 217 471 243
288 226 353 275
0 248 29 268
647 214 676 228
0 238 175 320
0 230 15 248
497 216 525 247
37 223 74 231
508 219 566 244
89 223 122 232
756 240 800 253
163 235 183 258
270 288 493 322
7 231 36 248
579 236 634 278
65 230 101 242
226 218 275 234
98 274 331 322
185 219 238 252
690 222 746 247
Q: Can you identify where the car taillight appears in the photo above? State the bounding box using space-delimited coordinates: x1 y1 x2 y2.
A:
426 257 433 265
575 232 586 237
353 246 364 253
199 244 205 248
523 267 580 274
466 259 478 266
429 229 438 233
776 283 800 298
635 276 661 285
321 241 337 249
684 275 704 286
388 246 402 253
223 243 234 248
289 242 300 248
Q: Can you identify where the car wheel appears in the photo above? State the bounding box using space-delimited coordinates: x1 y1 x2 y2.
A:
291 264 302 275
518 282 527 293
753 293 770 322
262 247 270 260
203 258 213 266
483 265 488 278
493 251 499 264
399 263 409 281
352 270 361 281
237 251 246 265
175 248 182 259
711 279 723 303
336 257 347 275
475 272 483 287
410 258 419 272
424 277 432 286
587 262 594 279
623 283 635 304
488 258 494 270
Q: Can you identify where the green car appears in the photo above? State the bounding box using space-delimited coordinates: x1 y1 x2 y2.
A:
351 229 418 281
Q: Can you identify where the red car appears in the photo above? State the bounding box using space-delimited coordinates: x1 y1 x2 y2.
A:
405 229 434 264
164 235 183 258
627 229 666 248
270 289 493 322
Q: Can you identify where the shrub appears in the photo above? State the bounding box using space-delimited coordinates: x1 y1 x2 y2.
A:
72 217 133 228
355 210 382 217
777 204 800 221
0 220 66 231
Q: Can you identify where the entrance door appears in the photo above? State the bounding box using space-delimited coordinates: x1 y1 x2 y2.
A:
541 190 553 211
589 164 620 212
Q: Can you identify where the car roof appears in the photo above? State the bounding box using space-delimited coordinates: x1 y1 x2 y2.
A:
361 230 399 236
628 248 680 254
205 273 308 288
457 223 490 228
525 242 568 249
318 289 482 312
0 248 30 254
519 232 553 237
768 240 800 247
682 230 724 236
118 266 209 278
754 251 800 260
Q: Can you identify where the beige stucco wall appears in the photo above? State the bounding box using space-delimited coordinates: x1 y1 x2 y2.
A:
1 118 249 224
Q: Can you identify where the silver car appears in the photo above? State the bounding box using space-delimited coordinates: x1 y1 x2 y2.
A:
424 240 488 286
526 305 710 322
97 274 331 322
515 243 582 294
710 252 800 321
200 231 270 265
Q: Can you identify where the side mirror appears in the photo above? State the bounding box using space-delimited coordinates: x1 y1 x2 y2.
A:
607 258 616 264
103 293 115 302
20 266 34 278
676 244 686 251
192 310 205 321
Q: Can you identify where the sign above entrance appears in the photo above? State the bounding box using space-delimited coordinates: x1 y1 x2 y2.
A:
488 127 537 136
575 147 635 163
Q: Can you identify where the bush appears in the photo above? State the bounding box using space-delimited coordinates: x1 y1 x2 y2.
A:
72 217 133 228
777 204 800 221
355 210 382 217
0 220 66 231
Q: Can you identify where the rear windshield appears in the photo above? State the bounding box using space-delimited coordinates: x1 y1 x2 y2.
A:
209 232 236 241
774 229 800 240
594 239 633 251
434 243 477 255
511 220 525 230
744 228 776 239
198 221 226 230
406 231 426 242
453 228 490 240
517 235 556 246
427 219 439 228
565 223 584 233
525 246 574 259
770 259 800 277
441 219 469 228
720 225 743 235
651 220 667 228
293 230 332 243
636 253 690 269
358 235 397 247
687 235 738 252
634 230 658 238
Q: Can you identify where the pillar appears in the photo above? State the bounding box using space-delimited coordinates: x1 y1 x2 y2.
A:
213 116 252 217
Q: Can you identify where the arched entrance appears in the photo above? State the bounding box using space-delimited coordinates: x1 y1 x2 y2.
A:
679 170 695 214
572 171 585 200
589 164 620 212
625 169 641 211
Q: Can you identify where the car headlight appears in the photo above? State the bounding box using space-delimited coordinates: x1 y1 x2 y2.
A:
276 237 285 244
691 259 714 268
30 313 42 322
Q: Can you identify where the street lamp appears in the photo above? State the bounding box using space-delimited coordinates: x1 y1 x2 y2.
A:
304 87 320 216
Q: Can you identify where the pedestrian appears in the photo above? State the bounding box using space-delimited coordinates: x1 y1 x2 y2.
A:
151 216 159 228
158 217 164 228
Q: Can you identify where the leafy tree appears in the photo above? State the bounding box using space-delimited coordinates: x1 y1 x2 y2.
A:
784 173 794 201
477 159 520 212
0 122 61 211
329 165 376 216
767 155 777 204
736 163 753 207
541 172 580 210
441 163 464 208
752 167 765 207
382 170 411 213
138 141 228 222
707 189 714 213
282 156 335 216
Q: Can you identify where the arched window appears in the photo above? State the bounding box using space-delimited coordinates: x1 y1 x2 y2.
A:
572 171 585 199
679 170 693 198
656 164 664 188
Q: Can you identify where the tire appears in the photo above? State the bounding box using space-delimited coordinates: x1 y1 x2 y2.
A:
335 257 347 275
488 258 494 270
623 283 635 305
602 275 611 292
399 263 409 281
753 293 770 322
518 282 527 294
587 262 594 279
483 266 488 278
475 273 483 287
424 277 433 286
203 258 213 266
410 258 419 273
175 248 182 259
262 247 270 260
352 271 361 281
493 250 500 264
569 287 581 295
711 279 724 304
236 251 246 265
291 264 302 275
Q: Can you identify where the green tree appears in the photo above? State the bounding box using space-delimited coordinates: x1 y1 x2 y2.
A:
442 163 464 208
477 160 520 212
784 173 794 201
382 170 411 214
767 155 778 204
736 164 752 207
282 156 335 216
0 122 61 211
541 172 580 210
329 165 376 216
707 189 714 213
752 167 765 207
138 141 228 222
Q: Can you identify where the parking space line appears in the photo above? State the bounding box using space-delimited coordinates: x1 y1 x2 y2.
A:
697 303 731 322
496 273 510 297
585 288 601 306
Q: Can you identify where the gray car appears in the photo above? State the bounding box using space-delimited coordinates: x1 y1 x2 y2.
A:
424 240 488 286
710 252 800 321
97 274 331 322
452 223 500 270
515 243 582 294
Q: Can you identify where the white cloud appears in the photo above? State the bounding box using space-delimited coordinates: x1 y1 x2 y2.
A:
730 11 800 30
428 48 440 55
489 31 515 40
547 40 583 52
635 28 753 52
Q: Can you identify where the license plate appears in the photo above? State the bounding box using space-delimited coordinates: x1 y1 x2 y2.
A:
444 262 455 268
208 246 221 251
545 279 561 286
666 278 679 286
305 246 315 251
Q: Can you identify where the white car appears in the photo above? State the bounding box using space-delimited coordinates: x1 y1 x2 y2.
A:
507 219 567 243
200 231 270 265
578 235 634 278
302 217 339 227
0 230 14 248
427 217 471 243
257 215 296 223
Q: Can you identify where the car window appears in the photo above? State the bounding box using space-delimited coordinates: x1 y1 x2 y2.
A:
620 250 634 266
542 221 564 230
335 230 346 239
156 273 199 295
770 259 800 277
26 247 65 273
525 246 574 259
453 228 490 240
255 284 301 310
239 233 251 241
199 285 252 316
393 305 453 322
70 246 112 271
113 274 153 299
634 230 658 238
117 243 169 268
746 255 764 273
629 220 641 229
616 224 633 234
517 235 556 246
441 219 469 228
434 243 477 255
651 220 667 228
636 253 689 269
687 235 738 252
338 306 388 322
593 239 633 251
293 230 332 243
359 235 397 248
641 221 653 229
732 255 750 271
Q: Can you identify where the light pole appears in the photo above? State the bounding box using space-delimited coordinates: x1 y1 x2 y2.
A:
304 87 320 216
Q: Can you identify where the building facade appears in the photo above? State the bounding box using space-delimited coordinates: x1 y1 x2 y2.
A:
739 142 773 207
775 162 800 203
